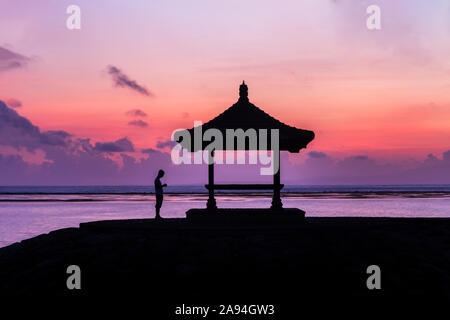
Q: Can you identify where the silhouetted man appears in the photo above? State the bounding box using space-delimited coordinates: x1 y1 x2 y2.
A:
154 169 167 219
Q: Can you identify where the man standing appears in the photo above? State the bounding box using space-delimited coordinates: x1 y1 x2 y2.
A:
154 169 167 219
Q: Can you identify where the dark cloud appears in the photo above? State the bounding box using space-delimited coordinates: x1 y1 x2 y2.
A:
443 150 450 162
0 47 29 72
0 100 71 150
425 153 439 164
1 99 450 185
6 98 22 108
347 155 369 161
94 137 135 153
126 109 147 117
290 150 450 185
156 140 177 149
1 99 133 153
39 130 72 147
0 100 45 149
0 99 183 185
107 65 152 96
308 151 328 159
142 148 158 154
128 120 149 128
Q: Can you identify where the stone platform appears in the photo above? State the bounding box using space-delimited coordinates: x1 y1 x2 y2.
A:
185 207 305 223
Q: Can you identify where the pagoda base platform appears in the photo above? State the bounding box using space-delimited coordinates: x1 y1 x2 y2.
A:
185 208 305 223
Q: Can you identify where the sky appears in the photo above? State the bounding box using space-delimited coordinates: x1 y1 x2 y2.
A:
0 0 449 185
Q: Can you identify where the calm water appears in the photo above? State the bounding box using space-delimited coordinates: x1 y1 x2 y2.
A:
0 185 449 248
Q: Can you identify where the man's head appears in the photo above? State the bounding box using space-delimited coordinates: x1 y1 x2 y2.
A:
157 169 165 178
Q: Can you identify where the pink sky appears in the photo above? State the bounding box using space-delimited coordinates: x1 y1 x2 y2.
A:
1 0 449 185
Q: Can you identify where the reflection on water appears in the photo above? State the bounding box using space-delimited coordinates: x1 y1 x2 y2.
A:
0 194 449 247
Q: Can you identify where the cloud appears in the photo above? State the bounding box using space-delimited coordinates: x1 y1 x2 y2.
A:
94 137 135 153
1 99 449 185
1 99 137 154
6 98 22 108
289 150 450 185
0 100 59 150
142 148 158 154
344 155 369 161
0 99 187 185
39 130 72 147
0 47 29 72
308 151 328 159
443 150 450 162
128 119 149 128
126 109 147 117
156 139 177 149
107 65 152 96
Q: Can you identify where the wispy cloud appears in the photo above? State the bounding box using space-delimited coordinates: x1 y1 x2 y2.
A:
107 65 153 97
0 47 29 72
6 98 22 108
126 109 147 117
94 137 135 153
128 119 149 128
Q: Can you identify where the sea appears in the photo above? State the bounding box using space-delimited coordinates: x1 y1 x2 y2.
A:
0 185 449 248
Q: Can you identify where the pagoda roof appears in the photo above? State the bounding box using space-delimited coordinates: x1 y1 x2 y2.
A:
176 82 315 153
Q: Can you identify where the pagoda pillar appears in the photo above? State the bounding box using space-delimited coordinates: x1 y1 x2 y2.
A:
206 150 217 210
271 150 283 210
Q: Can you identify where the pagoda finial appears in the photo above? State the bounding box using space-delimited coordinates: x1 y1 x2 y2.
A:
239 81 248 101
